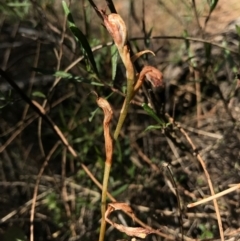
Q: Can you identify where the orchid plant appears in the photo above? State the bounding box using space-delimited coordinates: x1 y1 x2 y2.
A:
97 11 164 241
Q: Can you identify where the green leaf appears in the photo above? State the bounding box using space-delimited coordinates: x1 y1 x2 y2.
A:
72 75 103 86
145 26 153 47
199 224 214 239
111 184 129 197
141 103 163 124
204 42 212 60
144 125 162 132
235 25 240 36
0 2 18 18
88 107 99 122
62 1 99 76
32 91 46 98
33 68 103 86
32 67 73 78
111 45 118 81
7 2 30 7
208 0 219 13
183 29 190 50
127 164 136 178
147 27 153 39
53 71 72 78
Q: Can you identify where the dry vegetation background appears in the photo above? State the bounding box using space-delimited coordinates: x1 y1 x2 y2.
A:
0 0 240 241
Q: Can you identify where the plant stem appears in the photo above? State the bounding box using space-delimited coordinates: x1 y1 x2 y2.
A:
113 46 135 140
99 162 111 241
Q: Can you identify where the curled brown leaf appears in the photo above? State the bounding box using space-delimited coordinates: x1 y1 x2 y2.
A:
112 224 155 239
105 202 157 238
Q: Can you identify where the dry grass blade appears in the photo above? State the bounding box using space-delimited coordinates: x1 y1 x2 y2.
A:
188 183 240 208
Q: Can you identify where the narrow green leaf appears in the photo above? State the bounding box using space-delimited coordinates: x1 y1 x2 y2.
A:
32 91 46 98
204 42 212 60
145 26 153 47
62 1 99 75
88 81 104 86
54 71 72 78
111 184 128 197
7 2 30 7
144 125 162 132
235 25 240 36
147 27 153 39
74 76 104 86
142 103 162 123
183 29 190 50
111 45 118 81
0 103 8 109
208 0 219 13
33 68 103 86
89 108 99 122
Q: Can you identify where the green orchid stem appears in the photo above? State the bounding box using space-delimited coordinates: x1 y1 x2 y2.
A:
99 162 111 241
113 46 135 140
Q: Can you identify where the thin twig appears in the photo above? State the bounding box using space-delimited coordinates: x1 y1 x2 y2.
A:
130 35 240 55
61 147 76 236
30 141 61 241
0 190 51 223
0 92 74 153
37 0 69 159
165 163 184 241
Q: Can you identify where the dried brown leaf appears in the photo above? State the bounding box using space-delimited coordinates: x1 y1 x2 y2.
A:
108 202 133 213
113 224 155 239
105 202 156 238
